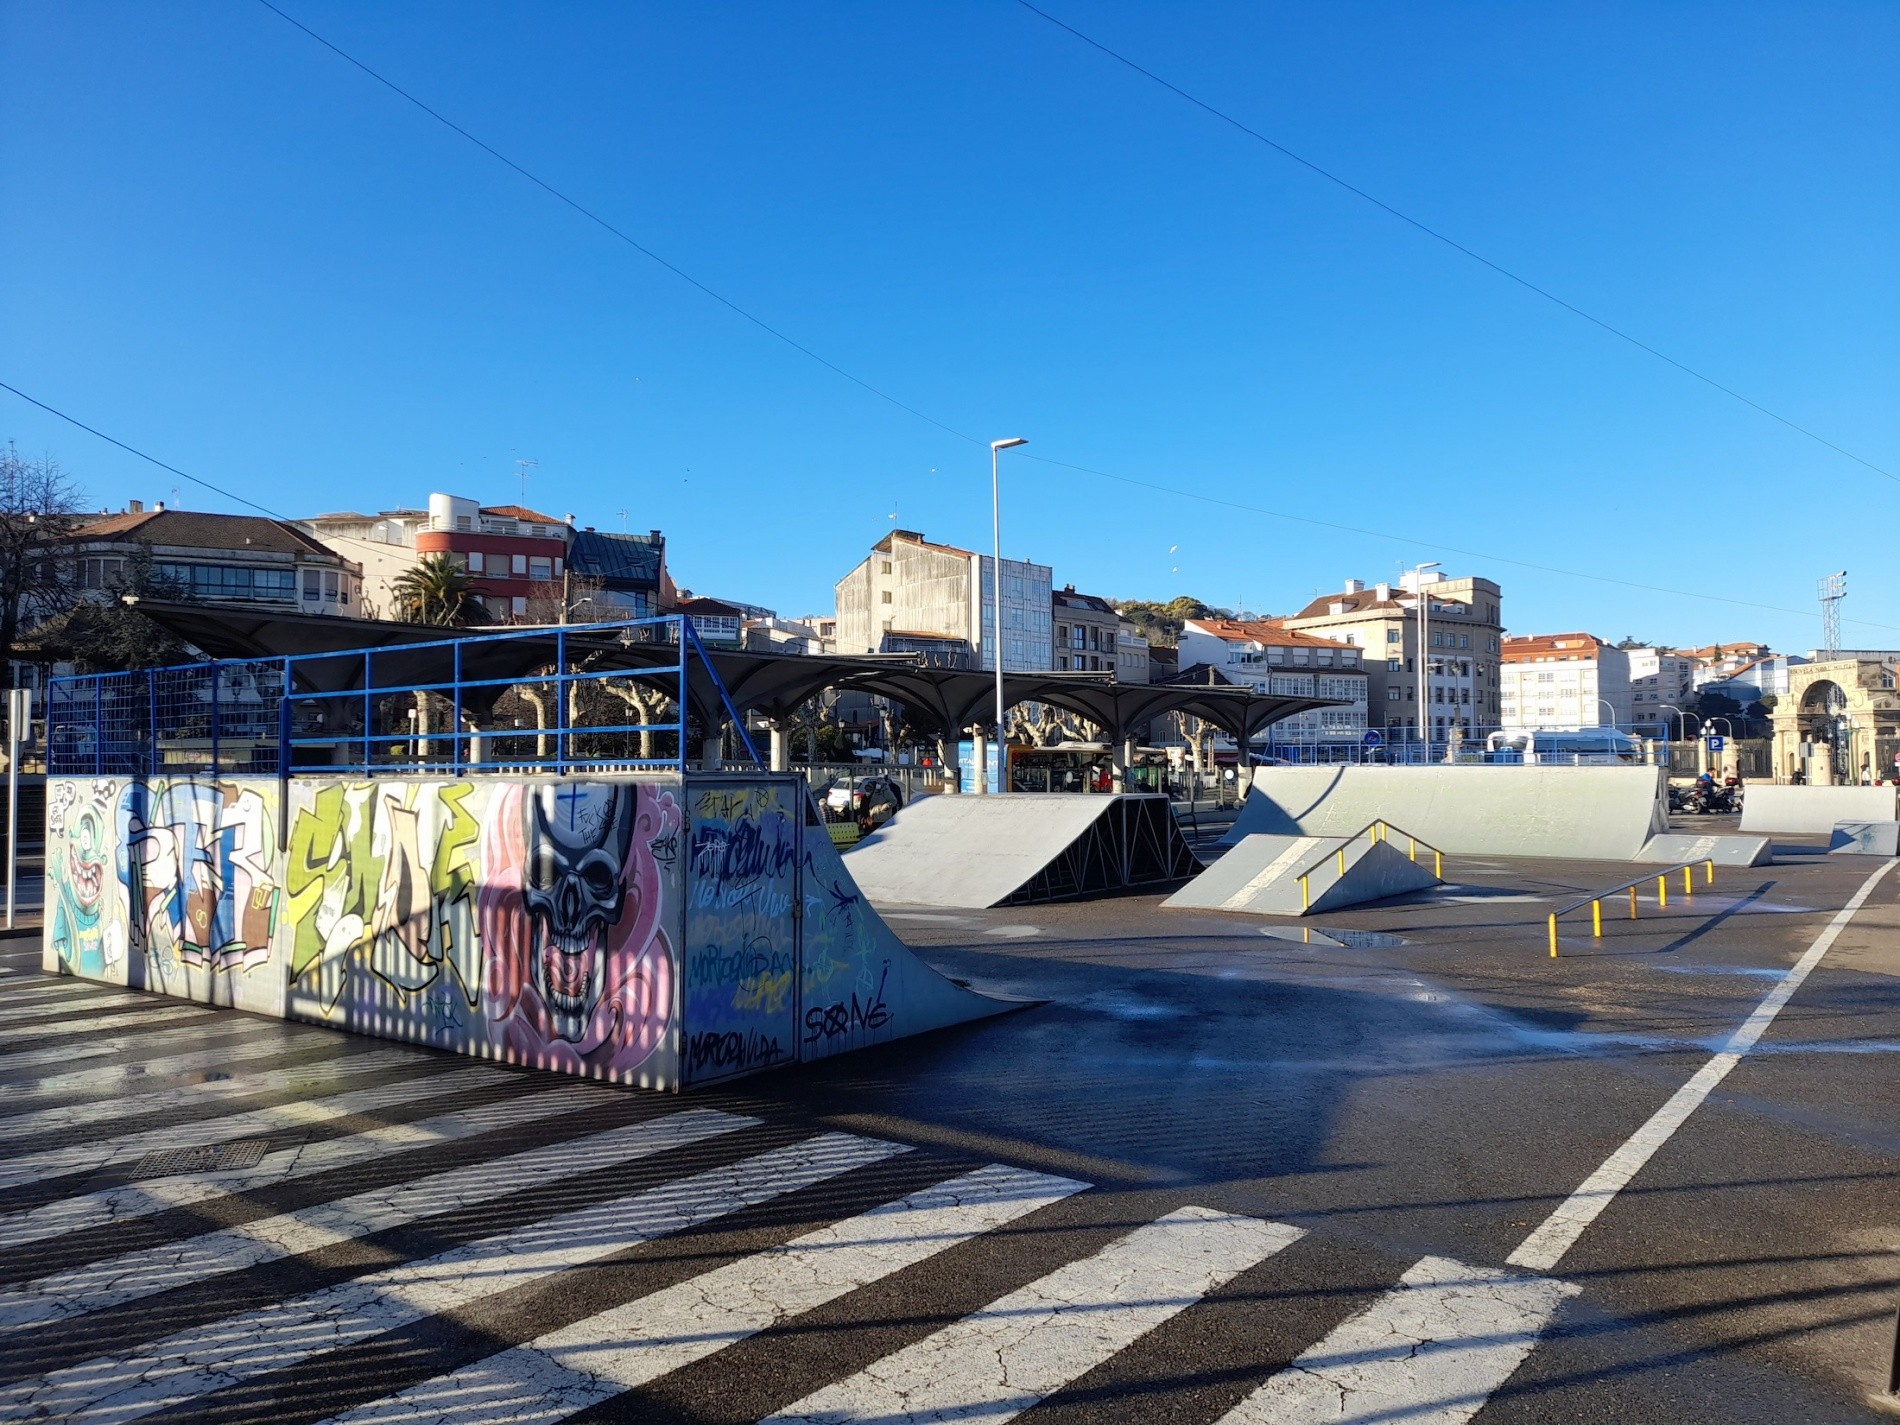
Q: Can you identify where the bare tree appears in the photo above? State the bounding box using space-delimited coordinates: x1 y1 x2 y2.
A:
0 443 85 688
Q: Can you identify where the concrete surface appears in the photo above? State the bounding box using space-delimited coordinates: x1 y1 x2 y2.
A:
1225 764 1671 861
1741 784 1900 835
0 821 1896 1424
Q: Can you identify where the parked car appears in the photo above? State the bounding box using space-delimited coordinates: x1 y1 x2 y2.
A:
824 775 903 831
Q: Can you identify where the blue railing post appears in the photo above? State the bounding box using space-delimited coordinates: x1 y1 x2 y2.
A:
677 617 689 772
208 661 222 775
555 627 568 774
147 669 160 777
451 640 463 773
362 651 373 775
278 657 292 775
92 675 103 776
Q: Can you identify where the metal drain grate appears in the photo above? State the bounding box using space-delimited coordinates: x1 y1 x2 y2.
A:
127 1140 273 1180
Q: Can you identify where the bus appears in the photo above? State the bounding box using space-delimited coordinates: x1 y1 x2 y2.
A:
1484 728 1644 765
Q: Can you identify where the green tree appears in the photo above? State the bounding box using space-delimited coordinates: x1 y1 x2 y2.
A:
1109 595 1231 647
0 443 85 685
392 555 488 627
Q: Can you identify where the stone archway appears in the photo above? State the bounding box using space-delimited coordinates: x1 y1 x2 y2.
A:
1798 679 1852 784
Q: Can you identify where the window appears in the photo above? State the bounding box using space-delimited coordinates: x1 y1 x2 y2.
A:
529 556 553 581
1537 671 1554 683
511 595 527 616
303 570 322 599
880 591 892 604
511 554 527 576
80 556 124 590
468 551 484 574
1431 632 1443 647
1057 655 1068 670
1386 629 1401 644
1459 634 1470 648
1388 687 1401 701
880 561 892 574
1387 659 1402 672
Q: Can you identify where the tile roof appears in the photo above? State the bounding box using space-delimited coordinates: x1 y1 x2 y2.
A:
72 510 336 558
480 504 566 525
1500 632 1610 663
1184 617 1358 651
875 529 976 559
1286 591 1408 619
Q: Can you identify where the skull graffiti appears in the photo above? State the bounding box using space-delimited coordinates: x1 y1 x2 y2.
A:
522 784 637 1043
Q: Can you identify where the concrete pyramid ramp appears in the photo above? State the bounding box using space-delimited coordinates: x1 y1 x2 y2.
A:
844 793 1201 908
1221 764 1669 862
1166 832 1441 916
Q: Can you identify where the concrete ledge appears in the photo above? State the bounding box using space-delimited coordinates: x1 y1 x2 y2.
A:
1636 833 1774 867
1739 784 1899 835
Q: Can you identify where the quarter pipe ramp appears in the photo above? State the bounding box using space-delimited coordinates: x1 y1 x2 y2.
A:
844 793 1201 908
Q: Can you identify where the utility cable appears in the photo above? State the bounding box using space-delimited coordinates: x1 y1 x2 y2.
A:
1016 0 1898 486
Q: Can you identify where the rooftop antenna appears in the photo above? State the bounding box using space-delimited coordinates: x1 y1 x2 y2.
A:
1819 570 1846 658
515 457 538 504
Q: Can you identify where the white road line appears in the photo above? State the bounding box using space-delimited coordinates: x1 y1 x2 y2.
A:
0 990 150 1022
0 1015 289 1074
320 1162 1090 1425
0 1107 752 1329
0 1047 461 1144
0 1028 359 1107
0 1082 615 1249
1216 1255 1578 1425
0 1062 507 1190
1 978 117 1000
0 1004 213 1050
0 1131 905 1425
1508 857 1898 1273
766 1206 1303 1425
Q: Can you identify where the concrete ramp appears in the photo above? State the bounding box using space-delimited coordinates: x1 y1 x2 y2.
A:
1740 785 1900 835
796 818 1018 1061
1222 765 1668 862
844 793 1200 908
1828 820 1900 857
1636 833 1774 867
1166 831 1441 916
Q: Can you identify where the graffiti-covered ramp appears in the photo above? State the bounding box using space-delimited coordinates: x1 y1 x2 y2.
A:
843 793 1201 909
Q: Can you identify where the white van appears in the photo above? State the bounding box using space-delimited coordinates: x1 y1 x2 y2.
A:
1485 729 1643 765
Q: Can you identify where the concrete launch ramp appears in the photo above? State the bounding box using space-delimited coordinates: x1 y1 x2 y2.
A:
1636 832 1774 867
1828 821 1900 857
1166 830 1441 916
1222 765 1669 862
845 793 1201 908
1740 785 1900 835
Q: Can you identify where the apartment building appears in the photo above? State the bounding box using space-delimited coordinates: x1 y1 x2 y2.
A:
1178 618 1368 746
1498 633 1632 731
1626 647 1697 732
1116 620 1151 684
1282 570 1503 738
834 529 1053 671
1052 586 1118 673
75 504 362 616
565 528 672 620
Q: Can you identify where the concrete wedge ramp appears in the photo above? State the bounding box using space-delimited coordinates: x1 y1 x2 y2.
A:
843 793 1201 908
1165 831 1442 916
1222 765 1669 862
1740 785 1899 835
1636 833 1774 867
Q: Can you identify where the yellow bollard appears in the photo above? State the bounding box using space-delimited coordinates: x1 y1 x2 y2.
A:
1705 859 1715 884
1683 864 1693 897
1592 899 1602 937
1434 849 1443 879
1629 884 1638 919
1337 848 1346 876
1300 875 1309 912
1548 913 1559 958
1657 874 1667 908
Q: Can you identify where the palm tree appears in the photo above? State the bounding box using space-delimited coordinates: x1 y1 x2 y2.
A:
391 555 486 627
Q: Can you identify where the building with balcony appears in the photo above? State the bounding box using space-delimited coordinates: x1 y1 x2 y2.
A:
1626 647 1698 734
1177 618 1367 748
1052 586 1118 673
1116 619 1151 684
565 527 672 621
1281 570 1503 739
1499 633 1632 731
834 529 1052 672
73 504 361 616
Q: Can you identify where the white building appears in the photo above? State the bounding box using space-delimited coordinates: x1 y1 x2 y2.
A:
1178 618 1368 747
834 529 1052 671
1625 647 1697 734
1499 633 1632 731
1116 619 1151 684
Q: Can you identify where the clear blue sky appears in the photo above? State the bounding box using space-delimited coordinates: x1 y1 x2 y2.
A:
3 2 1895 649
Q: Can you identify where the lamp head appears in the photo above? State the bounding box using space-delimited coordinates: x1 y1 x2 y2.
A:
990 437 1029 451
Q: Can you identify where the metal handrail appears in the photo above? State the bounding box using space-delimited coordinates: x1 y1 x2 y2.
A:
1296 818 1446 912
1545 859 1716 958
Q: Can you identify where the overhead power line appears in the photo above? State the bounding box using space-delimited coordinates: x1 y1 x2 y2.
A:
6 376 1894 639
1015 0 1898 487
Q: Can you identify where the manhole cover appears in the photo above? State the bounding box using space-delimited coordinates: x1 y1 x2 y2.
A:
127 1140 273 1180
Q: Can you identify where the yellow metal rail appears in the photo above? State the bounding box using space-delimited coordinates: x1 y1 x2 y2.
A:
1545 859 1715 957
1297 819 1446 912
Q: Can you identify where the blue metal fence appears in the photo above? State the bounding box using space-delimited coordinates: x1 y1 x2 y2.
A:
46 615 760 777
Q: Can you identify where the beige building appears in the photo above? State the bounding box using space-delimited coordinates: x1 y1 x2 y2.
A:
1052 586 1118 673
1771 657 1900 785
1281 571 1503 739
1177 618 1368 747
835 529 1053 671
1498 633 1632 731
1116 619 1151 684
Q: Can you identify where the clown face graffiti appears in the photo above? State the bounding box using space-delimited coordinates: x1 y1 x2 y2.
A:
523 784 638 1043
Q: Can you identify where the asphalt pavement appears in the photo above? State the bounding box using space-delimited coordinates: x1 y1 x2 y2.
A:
0 822 1896 1423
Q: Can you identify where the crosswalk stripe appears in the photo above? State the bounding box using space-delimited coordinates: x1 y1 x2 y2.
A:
0 989 151 1022
1214 1255 1579 1425
0 978 116 1000
0 1060 507 1191
765 1205 1304 1425
0 1106 751 1329
0 1029 365 1110
0 1045 474 1145
318 1161 1091 1425
0 1081 618 1250
0 1015 288 1076
0 1131 907 1425
0 1004 213 1050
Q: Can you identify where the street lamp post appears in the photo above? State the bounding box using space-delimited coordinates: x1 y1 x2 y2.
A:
1597 698 1617 728
1407 562 1440 762
990 437 1028 793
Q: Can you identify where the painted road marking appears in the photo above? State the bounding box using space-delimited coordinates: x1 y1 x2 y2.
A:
1217 1254 1578 1424
0 1004 213 1050
0 1027 369 1108
0 1061 506 1190
765 1206 1303 1425
0 1108 751 1329
0 1016 290 1075
0 989 151 1022
318 1162 1089 1425
0 1132 906 1425
0 1080 616 1250
1508 857 1899 1273
0 1045 491 1144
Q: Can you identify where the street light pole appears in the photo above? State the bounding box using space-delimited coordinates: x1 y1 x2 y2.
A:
990 438 1028 793
1407 562 1440 761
